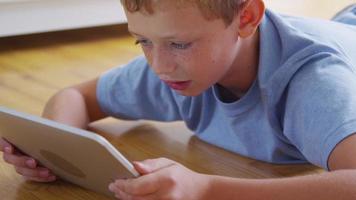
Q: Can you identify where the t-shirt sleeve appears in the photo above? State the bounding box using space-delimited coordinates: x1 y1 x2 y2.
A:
283 56 356 170
96 56 182 121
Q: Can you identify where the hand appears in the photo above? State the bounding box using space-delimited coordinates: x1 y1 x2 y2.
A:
0 138 57 182
108 158 210 200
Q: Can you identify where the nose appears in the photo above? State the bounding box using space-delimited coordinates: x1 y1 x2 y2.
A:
150 47 177 75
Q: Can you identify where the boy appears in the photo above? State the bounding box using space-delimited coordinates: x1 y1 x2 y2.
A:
2 0 356 199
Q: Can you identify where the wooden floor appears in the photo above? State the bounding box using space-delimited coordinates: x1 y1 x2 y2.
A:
0 24 141 116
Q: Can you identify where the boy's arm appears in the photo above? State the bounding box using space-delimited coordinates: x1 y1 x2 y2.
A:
42 78 107 129
110 134 356 200
207 133 356 200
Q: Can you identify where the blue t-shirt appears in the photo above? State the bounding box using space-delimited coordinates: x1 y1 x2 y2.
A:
97 9 356 170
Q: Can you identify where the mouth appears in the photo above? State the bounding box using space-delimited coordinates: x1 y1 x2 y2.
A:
163 80 192 91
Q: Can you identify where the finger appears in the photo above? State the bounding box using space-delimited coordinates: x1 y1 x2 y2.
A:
3 153 38 168
114 158 179 196
109 187 156 200
112 173 161 196
24 175 57 183
133 162 150 175
131 194 157 200
115 189 131 200
123 193 157 200
108 186 127 199
0 138 13 153
0 139 25 156
137 158 177 173
15 166 55 179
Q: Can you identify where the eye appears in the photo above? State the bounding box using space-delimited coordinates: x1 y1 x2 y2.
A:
135 39 153 47
170 42 192 50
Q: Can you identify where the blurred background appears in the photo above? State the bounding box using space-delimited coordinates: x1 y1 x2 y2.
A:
0 0 355 115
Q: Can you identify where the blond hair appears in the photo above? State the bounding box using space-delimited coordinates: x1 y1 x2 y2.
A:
120 0 245 25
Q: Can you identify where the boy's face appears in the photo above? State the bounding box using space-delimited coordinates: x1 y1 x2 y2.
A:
125 1 242 96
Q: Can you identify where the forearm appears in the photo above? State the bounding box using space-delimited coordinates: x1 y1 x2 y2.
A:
206 169 356 200
42 88 90 129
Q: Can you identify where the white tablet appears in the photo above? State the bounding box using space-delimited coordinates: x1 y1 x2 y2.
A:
0 106 139 197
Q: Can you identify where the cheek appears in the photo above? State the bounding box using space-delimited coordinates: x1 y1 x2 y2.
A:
194 48 234 82
210 42 237 69
141 48 153 66
143 47 182 68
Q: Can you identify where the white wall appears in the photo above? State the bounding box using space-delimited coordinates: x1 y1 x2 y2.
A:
0 0 127 37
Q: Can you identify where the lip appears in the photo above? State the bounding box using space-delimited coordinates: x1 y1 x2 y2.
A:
163 80 192 91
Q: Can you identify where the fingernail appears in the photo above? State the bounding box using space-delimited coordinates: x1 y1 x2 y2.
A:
4 147 11 153
135 161 144 167
26 159 36 168
134 161 150 174
108 183 115 192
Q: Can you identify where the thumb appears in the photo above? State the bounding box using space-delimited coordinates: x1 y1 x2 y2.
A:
133 161 151 175
134 158 177 175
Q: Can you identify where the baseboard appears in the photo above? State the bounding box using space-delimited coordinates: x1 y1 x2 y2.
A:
0 0 127 37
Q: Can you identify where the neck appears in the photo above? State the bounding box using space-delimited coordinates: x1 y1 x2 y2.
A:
218 29 260 96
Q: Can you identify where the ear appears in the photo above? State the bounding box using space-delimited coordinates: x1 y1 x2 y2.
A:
238 0 265 38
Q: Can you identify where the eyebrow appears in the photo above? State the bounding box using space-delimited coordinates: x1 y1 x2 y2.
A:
128 30 143 37
128 29 187 40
